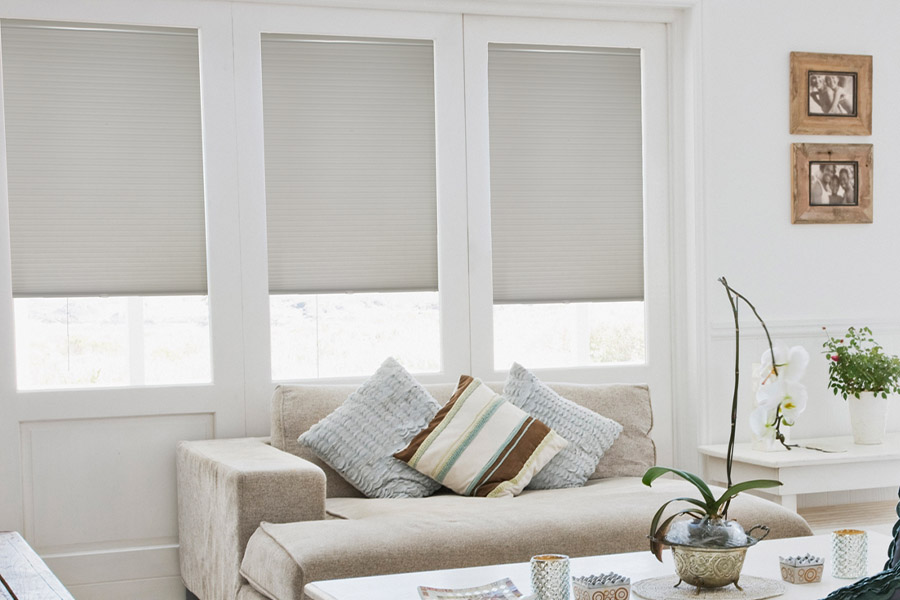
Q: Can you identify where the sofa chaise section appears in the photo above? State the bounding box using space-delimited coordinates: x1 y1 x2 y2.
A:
238 477 812 600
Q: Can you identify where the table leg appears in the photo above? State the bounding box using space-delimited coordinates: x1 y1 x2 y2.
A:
780 494 798 513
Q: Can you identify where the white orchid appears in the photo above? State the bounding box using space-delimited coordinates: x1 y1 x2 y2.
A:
758 344 810 384
750 406 777 440
751 344 810 446
756 378 808 425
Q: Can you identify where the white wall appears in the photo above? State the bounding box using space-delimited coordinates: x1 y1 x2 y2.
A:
700 0 900 505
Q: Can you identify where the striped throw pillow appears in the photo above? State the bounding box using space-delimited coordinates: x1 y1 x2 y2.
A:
394 376 568 498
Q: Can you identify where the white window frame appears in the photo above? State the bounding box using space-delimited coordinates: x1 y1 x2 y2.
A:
0 3 246 413
231 5 471 433
462 15 674 464
0 0 246 576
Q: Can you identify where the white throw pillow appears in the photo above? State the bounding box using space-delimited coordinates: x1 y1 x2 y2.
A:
298 357 442 498
503 363 623 489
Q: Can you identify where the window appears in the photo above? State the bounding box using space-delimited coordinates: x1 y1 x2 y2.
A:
486 44 646 369
14 296 210 389
2 20 210 389
270 292 440 380
261 35 440 379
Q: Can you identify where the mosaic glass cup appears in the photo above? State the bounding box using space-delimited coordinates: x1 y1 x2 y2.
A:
530 554 570 600
832 529 867 579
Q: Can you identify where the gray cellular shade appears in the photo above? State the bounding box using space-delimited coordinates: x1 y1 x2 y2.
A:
261 35 438 295
2 20 206 297
488 45 644 304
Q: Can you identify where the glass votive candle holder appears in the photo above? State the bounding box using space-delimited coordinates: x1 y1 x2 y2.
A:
530 554 570 600
832 529 867 579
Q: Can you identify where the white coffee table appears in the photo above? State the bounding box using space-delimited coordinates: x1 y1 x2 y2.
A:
304 532 892 600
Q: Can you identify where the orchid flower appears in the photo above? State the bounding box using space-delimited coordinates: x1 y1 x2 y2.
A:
758 345 810 385
750 406 777 440
756 378 808 425
752 344 810 446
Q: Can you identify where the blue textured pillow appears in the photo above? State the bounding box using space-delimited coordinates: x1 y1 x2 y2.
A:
298 357 442 498
503 363 623 489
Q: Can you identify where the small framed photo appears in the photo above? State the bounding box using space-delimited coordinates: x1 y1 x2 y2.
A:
791 143 872 224
790 52 872 135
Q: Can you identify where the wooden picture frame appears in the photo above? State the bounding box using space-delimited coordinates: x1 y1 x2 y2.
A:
790 52 872 135
791 143 873 224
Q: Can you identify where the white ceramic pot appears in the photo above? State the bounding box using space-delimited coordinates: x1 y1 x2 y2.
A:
848 392 888 445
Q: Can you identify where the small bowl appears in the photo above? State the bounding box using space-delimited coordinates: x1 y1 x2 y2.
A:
780 561 824 584
572 574 630 600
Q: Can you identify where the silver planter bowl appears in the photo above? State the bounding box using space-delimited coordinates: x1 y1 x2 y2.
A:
663 525 769 591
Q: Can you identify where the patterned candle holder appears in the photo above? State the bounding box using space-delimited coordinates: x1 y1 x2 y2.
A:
832 529 867 579
572 572 630 600
531 554 570 600
779 554 824 584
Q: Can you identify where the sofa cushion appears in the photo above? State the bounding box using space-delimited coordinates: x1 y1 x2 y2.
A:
271 380 654 497
504 363 622 489
239 477 812 600
297 358 442 498
395 376 568 497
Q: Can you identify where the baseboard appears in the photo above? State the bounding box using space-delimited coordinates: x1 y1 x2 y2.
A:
66 576 185 600
799 487 899 509
41 544 183 599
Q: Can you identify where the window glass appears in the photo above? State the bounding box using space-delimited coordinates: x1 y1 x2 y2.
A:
14 296 210 389
493 301 645 370
270 292 440 379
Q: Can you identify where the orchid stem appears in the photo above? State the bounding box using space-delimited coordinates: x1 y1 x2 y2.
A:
718 277 783 517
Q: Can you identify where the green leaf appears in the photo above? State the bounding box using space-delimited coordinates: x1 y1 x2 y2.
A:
642 467 717 508
712 479 782 512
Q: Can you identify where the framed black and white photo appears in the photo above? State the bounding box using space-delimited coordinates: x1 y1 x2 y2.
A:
792 144 872 224
808 161 857 207
791 52 872 135
807 71 856 117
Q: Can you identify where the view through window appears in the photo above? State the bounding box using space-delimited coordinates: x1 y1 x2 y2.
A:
14 296 211 389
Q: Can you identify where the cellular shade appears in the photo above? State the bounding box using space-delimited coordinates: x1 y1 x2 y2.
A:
2 20 206 297
488 44 644 304
261 35 438 295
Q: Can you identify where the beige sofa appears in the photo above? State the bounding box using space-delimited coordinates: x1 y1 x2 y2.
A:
176 382 812 600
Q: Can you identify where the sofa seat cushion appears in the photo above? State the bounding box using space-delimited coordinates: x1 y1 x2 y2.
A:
239 477 812 600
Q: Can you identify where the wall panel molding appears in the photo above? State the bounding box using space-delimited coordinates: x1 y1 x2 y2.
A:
43 544 179 587
20 413 213 554
709 317 900 341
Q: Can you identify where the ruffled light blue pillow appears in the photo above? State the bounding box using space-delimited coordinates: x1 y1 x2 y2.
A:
298 357 441 498
503 363 623 489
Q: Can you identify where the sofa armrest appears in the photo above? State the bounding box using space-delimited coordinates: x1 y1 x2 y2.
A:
176 437 326 600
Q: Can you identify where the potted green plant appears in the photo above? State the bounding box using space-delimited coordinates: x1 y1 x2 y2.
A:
642 278 783 591
823 326 900 445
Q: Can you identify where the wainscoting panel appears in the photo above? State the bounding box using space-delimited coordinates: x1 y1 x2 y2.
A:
20 413 214 553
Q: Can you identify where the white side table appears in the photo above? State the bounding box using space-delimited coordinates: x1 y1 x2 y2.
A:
698 434 900 512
